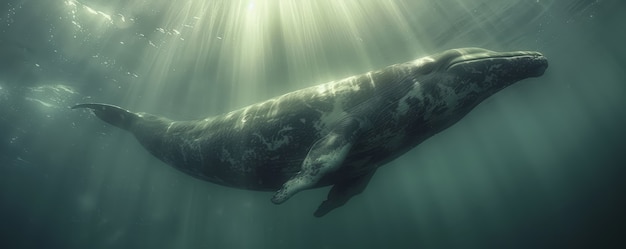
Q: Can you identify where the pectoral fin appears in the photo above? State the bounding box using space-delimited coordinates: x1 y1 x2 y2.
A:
271 117 363 204
314 168 377 217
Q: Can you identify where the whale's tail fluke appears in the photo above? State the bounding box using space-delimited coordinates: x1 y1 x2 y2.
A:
72 103 140 131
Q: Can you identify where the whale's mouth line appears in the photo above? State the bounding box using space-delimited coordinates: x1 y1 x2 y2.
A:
446 52 546 71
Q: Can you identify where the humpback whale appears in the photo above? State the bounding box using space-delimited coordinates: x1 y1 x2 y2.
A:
73 48 548 217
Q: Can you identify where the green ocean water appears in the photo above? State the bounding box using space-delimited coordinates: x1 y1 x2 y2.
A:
0 0 624 248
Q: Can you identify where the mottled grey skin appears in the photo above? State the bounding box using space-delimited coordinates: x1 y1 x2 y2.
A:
73 48 548 217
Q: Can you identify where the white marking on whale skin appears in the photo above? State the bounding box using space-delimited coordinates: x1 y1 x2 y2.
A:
252 125 294 151
314 77 369 132
220 147 238 166
489 64 502 71
234 106 253 130
345 76 361 92
266 98 281 117
395 80 423 118
219 147 252 174
484 74 495 85
178 137 202 167
420 83 459 120
366 72 376 88
483 64 504 86
313 99 347 132
275 126 294 146
316 82 334 95
440 84 459 110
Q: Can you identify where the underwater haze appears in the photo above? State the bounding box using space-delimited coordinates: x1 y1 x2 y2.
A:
1 0 624 248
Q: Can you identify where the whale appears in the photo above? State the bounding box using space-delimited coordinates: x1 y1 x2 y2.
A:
73 48 548 217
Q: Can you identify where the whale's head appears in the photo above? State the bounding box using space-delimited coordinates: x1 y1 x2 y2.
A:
442 47 547 87
412 47 548 127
